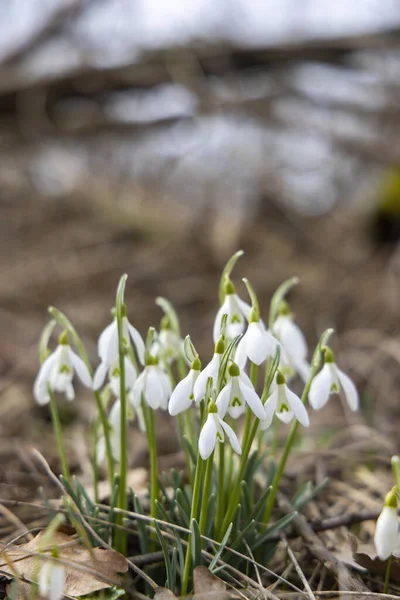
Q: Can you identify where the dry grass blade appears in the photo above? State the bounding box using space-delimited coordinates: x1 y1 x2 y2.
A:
283 536 316 600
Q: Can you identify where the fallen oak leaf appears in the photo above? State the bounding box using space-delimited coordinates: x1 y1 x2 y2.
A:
0 530 128 597
350 533 400 582
154 588 179 599
193 566 231 600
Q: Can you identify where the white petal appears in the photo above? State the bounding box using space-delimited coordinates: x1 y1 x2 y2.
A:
235 336 248 369
158 369 172 409
109 401 121 462
68 349 92 387
337 367 359 412
236 296 251 320
276 409 294 424
227 404 245 419
39 562 51 596
65 382 75 401
263 391 278 429
168 373 194 416
274 316 308 360
213 301 228 343
246 322 269 365
199 414 217 460
144 367 164 409
124 356 138 389
308 364 332 410
93 362 108 390
132 372 146 407
285 387 309 427
34 353 58 404
239 380 265 420
374 506 399 560
220 419 242 455
49 565 65 600
127 322 145 365
239 370 254 389
216 380 232 418
291 355 310 383
193 355 219 403
98 321 116 359
101 323 119 366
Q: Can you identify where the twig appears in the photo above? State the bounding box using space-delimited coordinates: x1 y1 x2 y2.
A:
277 492 371 594
282 535 316 600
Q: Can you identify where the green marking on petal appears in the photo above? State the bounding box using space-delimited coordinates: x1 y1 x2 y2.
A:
231 314 241 324
232 396 242 407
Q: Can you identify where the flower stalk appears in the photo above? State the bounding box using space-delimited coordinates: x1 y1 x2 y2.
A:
48 386 71 484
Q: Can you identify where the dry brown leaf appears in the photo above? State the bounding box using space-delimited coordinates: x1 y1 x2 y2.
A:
0 529 128 596
350 533 400 581
193 566 231 599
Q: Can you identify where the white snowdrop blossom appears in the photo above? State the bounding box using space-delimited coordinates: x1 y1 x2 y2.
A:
213 279 250 343
132 357 171 410
374 490 399 560
38 558 65 600
236 314 280 368
216 362 265 420
199 404 242 460
261 372 309 430
97 309 145 368
193 338 224 403
308 349 359 411
33 333 92 405
273 307 310 382
93 355 137 398
153 316 182 364
168 357 201 415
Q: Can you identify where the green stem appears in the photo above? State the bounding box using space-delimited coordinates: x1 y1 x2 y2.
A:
391 456 400 493
115 275 128 555
384 554 393 594
181 456 205 596
215 444 225 536
48 388 71 484
90 421 99 504
199 452 214 535
250 362 258 388
147 407 158 520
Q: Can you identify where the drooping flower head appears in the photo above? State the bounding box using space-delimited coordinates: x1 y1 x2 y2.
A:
193 337 224 404
154 315 182 365
261 371 309 430
131 355 171 410
216 361 265 420
199 401 242 460
97 304 145 368
93 355 137 397
236 307 280 368
168 356 201 415
213 277 250 343
374 488 399 560
33 331 92 405
272 301 310 382
308 348 359 411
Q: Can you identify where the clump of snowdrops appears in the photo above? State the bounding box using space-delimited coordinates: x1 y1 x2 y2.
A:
33 250 360 596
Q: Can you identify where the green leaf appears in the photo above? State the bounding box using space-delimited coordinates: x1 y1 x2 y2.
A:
218 250 244 305
209 523 233 572
253 512 297 550
154 520 174 590
216 334 242 394
247 486 272 525
133 494 149 554
268 276 299 329
176 488 191 520
230 519 257 551
156 297 181 336
191 519 202 568
205 492 216 539
175 499 190 529
240 481 251 523
38 319 57 363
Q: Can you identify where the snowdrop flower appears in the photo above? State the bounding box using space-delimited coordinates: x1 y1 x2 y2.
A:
216 362 265 420
38 554 65 600
131 356 171 410
93 355 137 397
213 278 251 343
236 309 280 368
153 316 182 365
308 348 359 411
193 338 224 403
97 306 145 368
33 332 92 405
273 303 310 382
199 403 242 460
261 372 309 430
168 356 201 415
374 489 399 560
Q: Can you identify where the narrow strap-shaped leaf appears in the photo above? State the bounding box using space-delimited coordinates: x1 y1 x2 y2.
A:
209 523 233 572
133 494 149 554
191 519 202 568
154 520 174 589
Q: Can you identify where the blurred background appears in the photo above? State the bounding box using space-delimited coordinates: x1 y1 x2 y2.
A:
1 0 400 498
